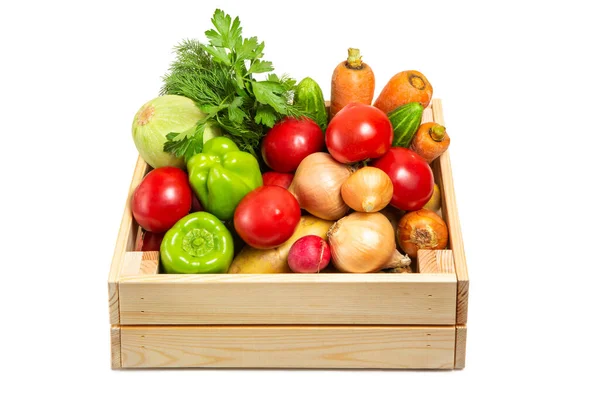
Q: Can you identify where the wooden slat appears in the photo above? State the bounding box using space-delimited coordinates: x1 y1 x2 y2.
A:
111 325 121 370
119 273 457 325
418 250 455 274
431 99 469 325
121 251 160 276
120 325 456 369
422 104 434 123
108 156 149 325
455 325 467 369
141 251 160 275
121 252 143 276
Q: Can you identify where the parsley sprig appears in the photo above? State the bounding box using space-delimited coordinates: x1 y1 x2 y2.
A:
161 9 307 159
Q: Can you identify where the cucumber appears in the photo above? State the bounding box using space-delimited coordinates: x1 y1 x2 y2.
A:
388 102 424 147
294 77 328 131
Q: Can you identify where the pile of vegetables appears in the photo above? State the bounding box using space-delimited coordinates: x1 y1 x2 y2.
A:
129 9 452 274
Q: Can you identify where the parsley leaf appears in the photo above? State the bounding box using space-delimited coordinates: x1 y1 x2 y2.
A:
228 96 246 124
252 81 288 113
163 123 205 161
234 37 261 61
254 104 278 128
248 60 273 75
202 45 230 66
205 9 241 48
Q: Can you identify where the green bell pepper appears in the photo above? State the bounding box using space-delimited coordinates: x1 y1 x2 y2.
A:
160 212 234 274
187 137 262 221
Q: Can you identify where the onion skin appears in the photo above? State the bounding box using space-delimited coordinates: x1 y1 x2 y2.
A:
328 212 398 273
397 209 448 258
341 167 393 212
288 152 352 221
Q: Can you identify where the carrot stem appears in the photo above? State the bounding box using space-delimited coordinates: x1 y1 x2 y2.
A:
429 125 446 142
346 48 363 69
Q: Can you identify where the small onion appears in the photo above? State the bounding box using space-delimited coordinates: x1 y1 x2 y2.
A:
341 167 393 212
328 212 411 273
397 209 449 258
288 153 353 221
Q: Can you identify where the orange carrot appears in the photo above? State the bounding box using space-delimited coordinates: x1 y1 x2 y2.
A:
410 122 450 163
330 48 375 118
373 70 433 113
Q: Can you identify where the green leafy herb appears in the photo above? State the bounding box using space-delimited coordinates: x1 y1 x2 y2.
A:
161 9 307 159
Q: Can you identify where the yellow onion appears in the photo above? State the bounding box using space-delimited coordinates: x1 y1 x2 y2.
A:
341 167 393 212
398 209 448 258
328 212 411 273
288 153 353 221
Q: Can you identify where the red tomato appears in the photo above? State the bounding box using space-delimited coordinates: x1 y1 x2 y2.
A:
131 167 192 232
372 148 434 211
261 117 325 172
262 171 294 189
234 185 301 249
325 103 393 163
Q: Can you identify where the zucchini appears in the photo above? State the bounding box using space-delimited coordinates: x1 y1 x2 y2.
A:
388 102 424 147
294 77 328 131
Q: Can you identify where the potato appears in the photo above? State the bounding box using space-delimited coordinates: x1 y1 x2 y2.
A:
228 215 334 273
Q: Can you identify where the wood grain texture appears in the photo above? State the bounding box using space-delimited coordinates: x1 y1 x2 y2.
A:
422 104 434 123
432 99 469 325
121 251 160 276
108 156 149 325
418 250 455 274
118 273 456 325
455 325 467 369
111 325 121 370
141 251 160 275
120 325 456 369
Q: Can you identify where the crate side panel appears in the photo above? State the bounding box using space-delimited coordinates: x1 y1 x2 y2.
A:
121 325 456 369
119 274 457 325
432 99 469 325
108 156 149 325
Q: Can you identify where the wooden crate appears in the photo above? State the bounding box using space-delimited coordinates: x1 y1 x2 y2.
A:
108 99 469 370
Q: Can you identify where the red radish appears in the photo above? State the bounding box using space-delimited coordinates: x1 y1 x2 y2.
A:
287 235 331 273
262 171 294 189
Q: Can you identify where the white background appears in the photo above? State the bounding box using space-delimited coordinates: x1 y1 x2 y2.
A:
1 0 599 398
